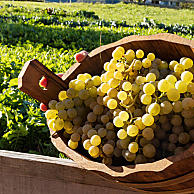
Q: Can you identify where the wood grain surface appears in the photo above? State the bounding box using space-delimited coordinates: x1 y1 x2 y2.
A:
0 150 139 194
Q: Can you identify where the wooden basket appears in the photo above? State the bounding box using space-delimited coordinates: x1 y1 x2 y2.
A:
18 33 194 193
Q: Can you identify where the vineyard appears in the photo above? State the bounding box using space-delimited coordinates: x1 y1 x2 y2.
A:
0 1 193 157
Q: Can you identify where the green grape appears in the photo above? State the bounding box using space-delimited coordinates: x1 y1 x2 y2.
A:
181 71 193 83
182 98 194 110
78 89 89 100
106 131 116 140
170 115 182 126
77 74 87 82
142 114 154 126
100 83 111 93
113 147 122 158
97 96 104 105
74 80 85 91
142 58 151 68
101 73 108 83
143 144 156 158
133 60 142 70
174 63 185 74
67 108 77 119
48 119 55 130
58 110 67 120
148 102 160 116
134 117 146 130
82 124 92 134
113 116 124 127
121 96 132 105
160 101 173 114
103 144 114 155
114 71 123 80
142 127 154 141
84 97 95 107
122 81 132 91
64 120 73 131
98 128 107 138
124 150 136 162
117 91 127 101
56 102 66 111
89 146 100 157
135 154 147 164
169 60 178 71
71 133 80 142
83 139 92 150
157 79 170 92
58 91 67 101
125 49 135 61
132 83 140 94
128 142 139 153
69 79 77 89
73 116 82 126
136 49 144 58
87 112 97 122
141 94 152 105
116 62 125 72
85 78 94 89
165 75 177 85
107 62 117 72
187 83 194 94
178 132 190 144
97 86 106 97
87 129 97 138
143 83 155 95
90 135 101 146
107 99 117 109
103 96 110 106
119 111 129 121
106 122 114 130
117 129 127 139
48 100 57 109
135 76 146 85
84 73 92 80
93 104 104 115
175 80 187 93
166 88 180 101
149 69 160 79
127 125 139 137
112 46 124 60
64 99 74 109
172 101 183 112
92 75 101 86
101 115 109 124
53 118 64 131
105 71 114 81
147 53 155 61
45 110 58 120
146 73 156 82
104 62 109 71
159 61 168 70
68 140 78 149
73 97 83 107
66 88 76 98
107 88 118 98
182 58 193 69
108 78 120 89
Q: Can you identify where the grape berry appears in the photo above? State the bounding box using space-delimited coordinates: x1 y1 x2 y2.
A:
43 47 194 166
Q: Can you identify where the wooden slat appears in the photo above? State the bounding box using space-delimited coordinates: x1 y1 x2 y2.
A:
0 150 139 194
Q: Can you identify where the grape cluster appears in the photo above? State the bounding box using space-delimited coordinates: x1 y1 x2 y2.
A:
44 46 194 165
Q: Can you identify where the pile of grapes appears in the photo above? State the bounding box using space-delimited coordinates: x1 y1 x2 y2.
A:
45 47 194 165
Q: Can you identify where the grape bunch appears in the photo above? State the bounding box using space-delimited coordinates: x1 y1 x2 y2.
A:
44 46 194 165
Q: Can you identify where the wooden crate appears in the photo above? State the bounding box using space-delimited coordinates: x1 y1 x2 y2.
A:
0 150 139 194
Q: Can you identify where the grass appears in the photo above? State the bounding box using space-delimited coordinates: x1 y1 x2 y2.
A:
0 1 193 25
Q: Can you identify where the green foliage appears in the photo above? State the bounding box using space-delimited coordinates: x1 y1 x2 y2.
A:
0 1 193 157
